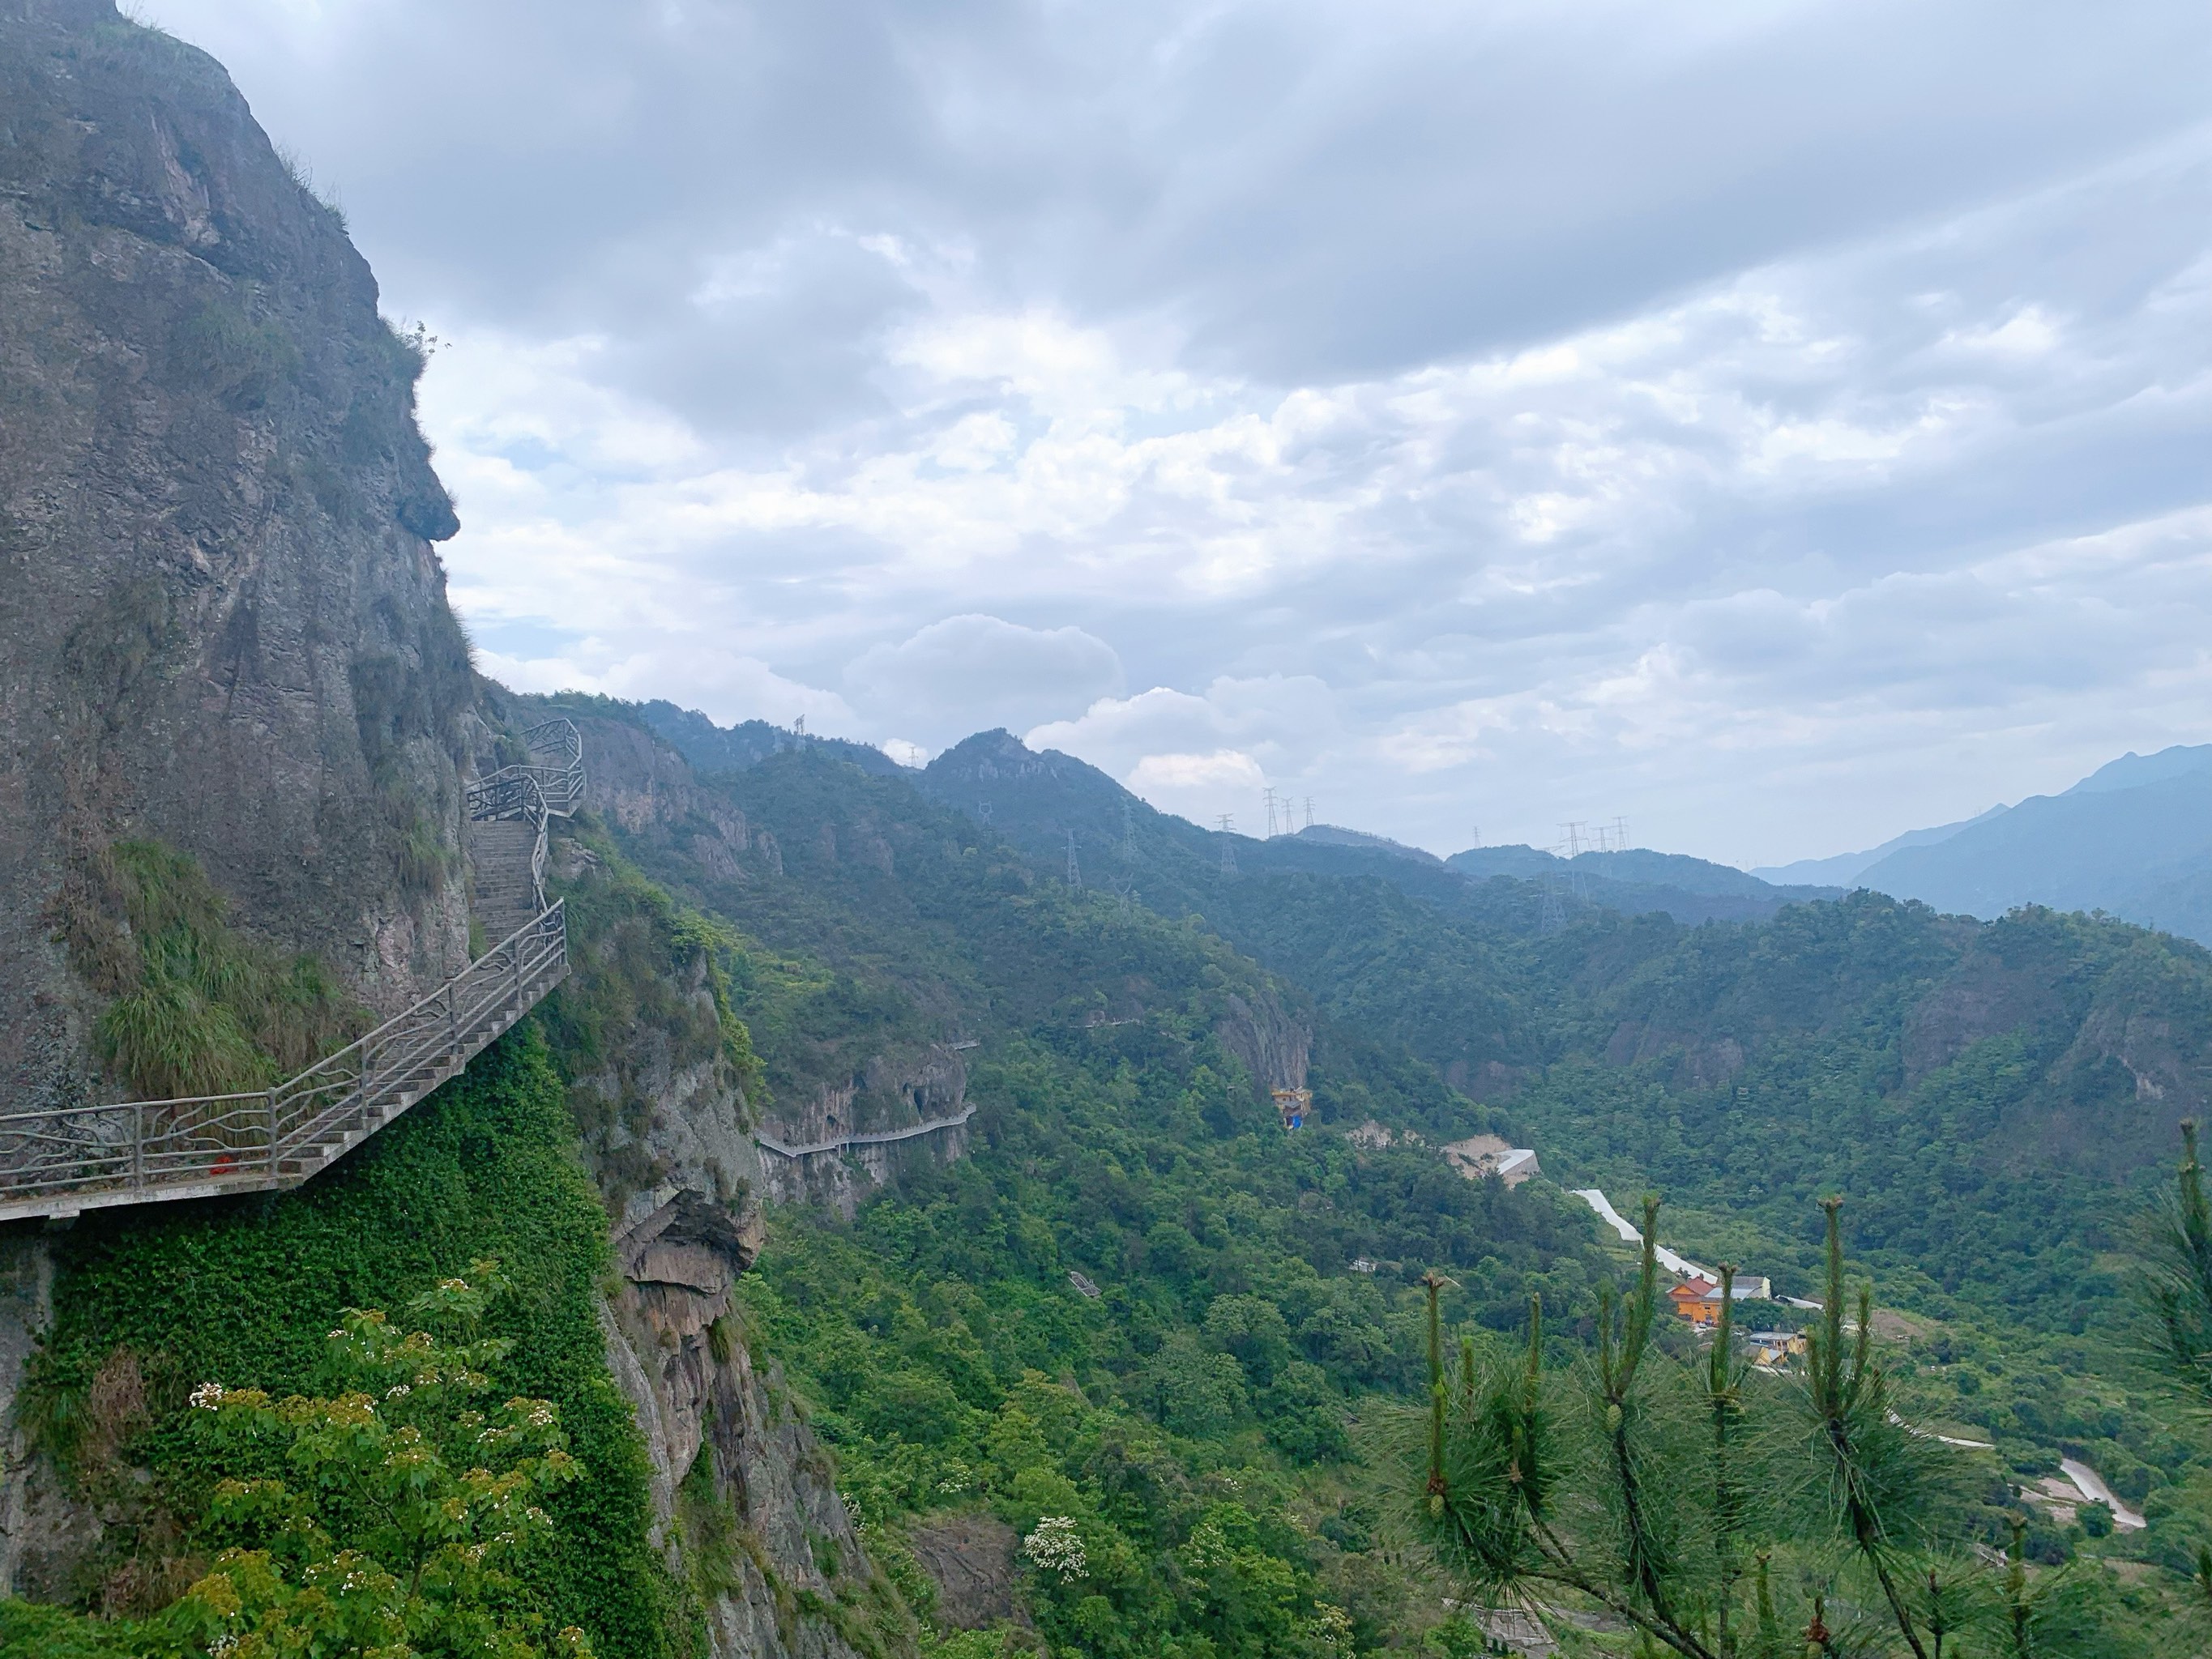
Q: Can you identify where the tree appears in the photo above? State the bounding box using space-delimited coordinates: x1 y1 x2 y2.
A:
173 1261 594 1658
2142 1120 2212 1618
1381 1197 1962 1659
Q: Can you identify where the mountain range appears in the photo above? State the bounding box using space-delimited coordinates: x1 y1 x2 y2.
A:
1759 743 2212 941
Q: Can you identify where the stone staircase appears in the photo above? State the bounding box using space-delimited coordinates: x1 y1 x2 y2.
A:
470 816 545 943
0 719 584 1222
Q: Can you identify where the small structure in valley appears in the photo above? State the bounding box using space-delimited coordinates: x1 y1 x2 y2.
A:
1668 1276 1773 1328
1443 1134 1541 1187
1272 1087 1313 1129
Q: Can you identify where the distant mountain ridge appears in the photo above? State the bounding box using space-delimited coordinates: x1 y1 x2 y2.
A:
638 700 906 778
1755 806 2009 888
1757 743 2212 943
631 713 1843 929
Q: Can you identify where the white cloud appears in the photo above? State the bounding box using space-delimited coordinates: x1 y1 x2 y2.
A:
130 0 2212 863
844 615 1124 744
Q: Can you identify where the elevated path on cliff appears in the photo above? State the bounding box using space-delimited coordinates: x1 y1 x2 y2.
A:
0 719 583 1223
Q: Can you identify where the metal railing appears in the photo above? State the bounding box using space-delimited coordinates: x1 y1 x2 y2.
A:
0 716 589 1223
464 719 582 918
0 904 567 1222
470 719 584 822
754 1104 977 1160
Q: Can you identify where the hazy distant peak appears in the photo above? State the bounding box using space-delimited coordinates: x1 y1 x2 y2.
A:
1753 804 2007 887
2061 744 2212 796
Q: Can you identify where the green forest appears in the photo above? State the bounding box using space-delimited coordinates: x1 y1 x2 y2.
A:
12 706 2212 1657
575 709 2212 1652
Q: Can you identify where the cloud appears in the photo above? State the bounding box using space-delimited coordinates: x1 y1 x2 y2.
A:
844 615 1124 744
477 642 852 731
131 0 2212 866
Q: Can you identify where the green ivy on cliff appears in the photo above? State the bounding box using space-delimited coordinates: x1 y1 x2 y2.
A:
15 1030 677 1659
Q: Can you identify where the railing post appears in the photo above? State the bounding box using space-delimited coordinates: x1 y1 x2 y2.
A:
515 928 526 1009
266 1086 279 1172
447 981 459 1055
132 1102 143 1190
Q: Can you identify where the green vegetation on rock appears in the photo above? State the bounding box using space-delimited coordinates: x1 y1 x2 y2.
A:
15 1031 676 1657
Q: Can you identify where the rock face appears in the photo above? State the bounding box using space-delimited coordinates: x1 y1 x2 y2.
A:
547 830 903 1657
0 1 475 1111
1216 987 1311 1097
0 14 908 1651
541 702 978 1217
603 1241 907 1659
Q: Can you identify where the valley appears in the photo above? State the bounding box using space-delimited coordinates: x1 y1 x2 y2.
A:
0 5 2206 1656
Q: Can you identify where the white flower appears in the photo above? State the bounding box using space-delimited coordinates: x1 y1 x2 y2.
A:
1305 1604 1355 1659
386 1384 412 1400
190 1382 225 1410
1020 1516 1088 1582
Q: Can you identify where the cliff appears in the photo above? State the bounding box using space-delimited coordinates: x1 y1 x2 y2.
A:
522 697 978 1218
0 0 475 1114
0 11 907 1653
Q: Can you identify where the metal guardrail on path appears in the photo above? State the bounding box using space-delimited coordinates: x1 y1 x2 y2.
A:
754 1104 977 1160
0 904 568 1223
0 717 586 1224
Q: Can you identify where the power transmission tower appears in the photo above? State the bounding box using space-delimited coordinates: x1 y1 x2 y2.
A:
977 801 993 824
1262 787 1279 839
1610 816 1628 853
1538 869 1566 933
1215 815 1238 877
1121 800 1136 863
1303 797 1315 831
1066 830 1081 889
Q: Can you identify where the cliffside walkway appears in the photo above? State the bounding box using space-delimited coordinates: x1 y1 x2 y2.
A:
0 720 583 1223
754 1103 977 1161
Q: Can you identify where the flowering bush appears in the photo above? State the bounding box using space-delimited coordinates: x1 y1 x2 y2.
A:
177 1262 593 1658
1018 1515 1088 1583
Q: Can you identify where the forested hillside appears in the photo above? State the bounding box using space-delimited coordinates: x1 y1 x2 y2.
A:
516 700 2212 1648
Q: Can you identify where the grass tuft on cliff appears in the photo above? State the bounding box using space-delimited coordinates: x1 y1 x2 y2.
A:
58 838 362 1099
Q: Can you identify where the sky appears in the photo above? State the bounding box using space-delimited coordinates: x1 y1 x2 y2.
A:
139 0 2212 866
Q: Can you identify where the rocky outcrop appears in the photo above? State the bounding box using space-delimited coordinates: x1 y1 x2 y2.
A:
0 2 474 1111
1601 1021 1748 1090
906 1512 1021 1632
548 830 909 1656
1215 987 1311 1096
0 1238 84 1602
601 1239 906 1659
755 1043 969 1213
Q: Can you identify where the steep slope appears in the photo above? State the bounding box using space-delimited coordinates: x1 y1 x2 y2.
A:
0 1 477 1118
